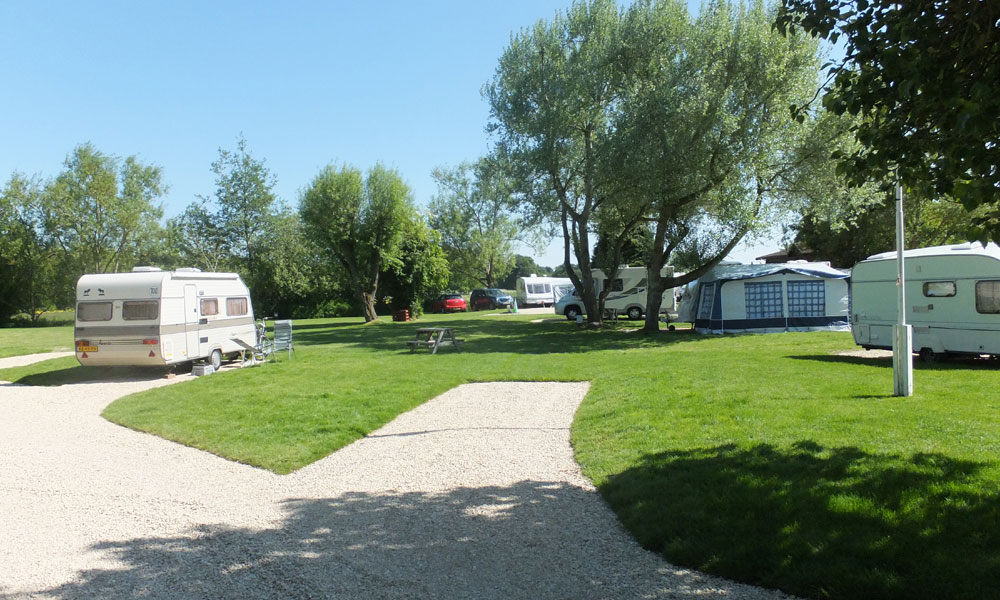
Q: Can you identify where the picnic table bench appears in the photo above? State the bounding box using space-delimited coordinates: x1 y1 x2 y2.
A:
407 327 464 354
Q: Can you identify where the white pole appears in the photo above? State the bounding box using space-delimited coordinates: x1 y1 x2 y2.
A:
893 181 913 396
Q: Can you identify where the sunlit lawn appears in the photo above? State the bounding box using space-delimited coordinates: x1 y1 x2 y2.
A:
2 311 999 599
0 322 73 358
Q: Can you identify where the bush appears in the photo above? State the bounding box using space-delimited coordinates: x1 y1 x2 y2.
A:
291 300 355 319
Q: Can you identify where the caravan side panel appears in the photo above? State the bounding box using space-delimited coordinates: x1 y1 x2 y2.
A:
851 251 1000 355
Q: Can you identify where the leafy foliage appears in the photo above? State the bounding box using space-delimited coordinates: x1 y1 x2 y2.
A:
429 158 519 289
0 174 55 324
43 144 165 281
776 0 1000 234
300 164 416 322
792 193 978 268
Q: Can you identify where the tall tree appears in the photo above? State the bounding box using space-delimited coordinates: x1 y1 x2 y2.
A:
43 143 165 280
0 174 55 324
167 201 229 272
379 216 450 316
300 164 414 322
486 0 629 323
202 135 278 288
776 0 1000 233
429 157 519 289
619 0 841 332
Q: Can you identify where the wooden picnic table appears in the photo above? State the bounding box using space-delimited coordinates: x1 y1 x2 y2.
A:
407 327 464 354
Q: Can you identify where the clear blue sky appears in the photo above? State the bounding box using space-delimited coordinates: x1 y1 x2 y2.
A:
0 0 779 267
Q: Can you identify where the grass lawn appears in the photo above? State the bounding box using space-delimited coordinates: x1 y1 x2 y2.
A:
0 323 73 358
2 312 999 599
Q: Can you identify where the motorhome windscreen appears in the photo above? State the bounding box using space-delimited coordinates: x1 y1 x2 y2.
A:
78 301 112 321
122 301 158 320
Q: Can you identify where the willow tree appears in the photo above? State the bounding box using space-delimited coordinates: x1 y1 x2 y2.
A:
485 0 629 324
616 0 842 332
429 157 520 289
300 164 413 322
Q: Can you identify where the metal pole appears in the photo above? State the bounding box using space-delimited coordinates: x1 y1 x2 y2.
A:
893 181 913 396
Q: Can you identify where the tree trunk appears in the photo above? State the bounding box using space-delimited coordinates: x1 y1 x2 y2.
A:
643 261 667 333
361 290 378 322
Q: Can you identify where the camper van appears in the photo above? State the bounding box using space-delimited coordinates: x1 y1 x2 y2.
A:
515 275 573 307
554 266 675 320
74 267 256 369
677 262 850 334
851 241 1000 359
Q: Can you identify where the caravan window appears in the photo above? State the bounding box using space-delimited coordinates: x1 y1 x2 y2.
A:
923 281 956 297
122 301 158 320
200 298 219 316
745 282 783 319
528 283 549 294
975 280 1000 314
78 301 112 322
611 279 624 292
787 281 825 317
226 297 248 316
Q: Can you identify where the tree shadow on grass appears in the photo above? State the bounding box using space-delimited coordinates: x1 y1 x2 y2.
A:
601 442 1000 600
32 481 761 600
292 317 698 356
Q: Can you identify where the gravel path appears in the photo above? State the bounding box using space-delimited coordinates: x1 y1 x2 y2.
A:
1 354 793 599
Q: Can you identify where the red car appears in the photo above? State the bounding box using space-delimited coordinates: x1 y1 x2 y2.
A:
431 293 467 313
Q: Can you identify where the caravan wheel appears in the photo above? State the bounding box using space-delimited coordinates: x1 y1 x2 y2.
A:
919 347 938 363
627 307 642 320
209 349 222 371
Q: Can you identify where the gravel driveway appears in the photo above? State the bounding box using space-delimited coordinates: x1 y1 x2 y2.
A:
0 354 793 599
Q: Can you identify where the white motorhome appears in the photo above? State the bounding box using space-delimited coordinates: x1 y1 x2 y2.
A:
74 267 256 369
554 266 676 320
851 241 1000 359
515 275 573 307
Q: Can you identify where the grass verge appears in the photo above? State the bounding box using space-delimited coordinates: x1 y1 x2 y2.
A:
3 312 999 599
0 324 72 358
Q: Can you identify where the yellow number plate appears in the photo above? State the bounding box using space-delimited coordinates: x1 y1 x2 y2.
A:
77 346 98 352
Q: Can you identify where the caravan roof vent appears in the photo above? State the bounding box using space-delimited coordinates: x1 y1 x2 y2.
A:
530 273 538 277
175 267 203 273
132 266 162 272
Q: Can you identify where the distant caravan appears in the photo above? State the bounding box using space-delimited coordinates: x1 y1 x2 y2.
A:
851 242 1000 360
74 267 256 369
515 275 573 307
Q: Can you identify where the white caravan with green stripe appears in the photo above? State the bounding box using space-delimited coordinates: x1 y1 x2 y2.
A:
74 267 256 369
851 241 1000 360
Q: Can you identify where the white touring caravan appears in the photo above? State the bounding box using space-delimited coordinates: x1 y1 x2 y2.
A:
515 275 573 307
677 262 850 334
851 241 1000 359
74 267 256 369
554 266 676 320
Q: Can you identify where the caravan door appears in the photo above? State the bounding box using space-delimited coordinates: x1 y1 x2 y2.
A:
183 284 199 360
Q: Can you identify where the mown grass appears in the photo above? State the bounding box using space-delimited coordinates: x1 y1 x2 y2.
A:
0 323 72 358
2 312 999 599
